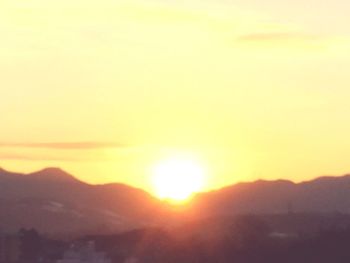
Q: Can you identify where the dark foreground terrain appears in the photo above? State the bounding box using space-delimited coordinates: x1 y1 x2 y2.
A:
3 214 350 263
2 167 350 262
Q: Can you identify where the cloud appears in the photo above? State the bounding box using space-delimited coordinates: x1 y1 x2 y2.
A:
237 32 319 43
0 152 82 162
0 142 126 150
0 142 142 162
234 31 332 52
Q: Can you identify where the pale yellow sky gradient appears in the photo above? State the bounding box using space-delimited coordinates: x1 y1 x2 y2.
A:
1 0 350 194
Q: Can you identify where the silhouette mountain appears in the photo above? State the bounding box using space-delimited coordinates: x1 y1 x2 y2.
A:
27 167 79 183
1 167 350 237
0 167 164 238
191 175 350 216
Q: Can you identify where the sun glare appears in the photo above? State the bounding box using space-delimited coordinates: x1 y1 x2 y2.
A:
151 157 206 202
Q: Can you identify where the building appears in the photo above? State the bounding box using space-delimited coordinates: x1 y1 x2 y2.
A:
0 233 21 263
57 241 111 263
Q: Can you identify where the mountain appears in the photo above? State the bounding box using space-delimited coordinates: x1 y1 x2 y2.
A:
2 166 350 238
190 175 350 216
0 167 165 238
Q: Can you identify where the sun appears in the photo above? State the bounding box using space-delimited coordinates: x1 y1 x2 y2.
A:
151 157 206 202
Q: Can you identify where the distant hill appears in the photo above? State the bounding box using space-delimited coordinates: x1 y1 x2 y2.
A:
190 175 350 216
0 167 164 238
2 166 350 238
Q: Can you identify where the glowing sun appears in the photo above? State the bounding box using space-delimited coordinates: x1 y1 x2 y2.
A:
151 157 206 202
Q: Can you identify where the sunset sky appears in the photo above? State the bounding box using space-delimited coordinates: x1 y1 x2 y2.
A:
1 0 350 194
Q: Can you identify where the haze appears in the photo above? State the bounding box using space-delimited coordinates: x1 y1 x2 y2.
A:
1 0 350 194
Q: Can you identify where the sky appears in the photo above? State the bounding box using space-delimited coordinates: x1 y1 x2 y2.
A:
1 0 350 194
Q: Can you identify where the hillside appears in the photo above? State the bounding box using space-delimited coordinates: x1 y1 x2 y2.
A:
0 167 164 237
191 175 350 216
2 167 350 237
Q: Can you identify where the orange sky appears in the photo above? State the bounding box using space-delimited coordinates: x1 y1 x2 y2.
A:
1 0 350 194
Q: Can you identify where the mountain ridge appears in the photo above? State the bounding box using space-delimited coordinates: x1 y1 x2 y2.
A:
1 166 350 237
190 173 350 217
5 166 350 191
0 166 165 238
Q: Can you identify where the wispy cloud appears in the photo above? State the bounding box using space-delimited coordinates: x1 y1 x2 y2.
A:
234 31 332 52
237 32 319 43
0 142 126 150
0 153 83 162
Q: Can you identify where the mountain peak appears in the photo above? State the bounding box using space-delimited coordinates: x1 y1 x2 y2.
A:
37 167 66 174
28 167 80 183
